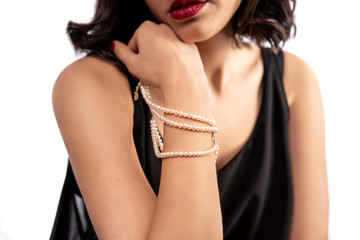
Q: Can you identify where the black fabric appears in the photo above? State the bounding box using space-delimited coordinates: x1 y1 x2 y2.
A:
50 48 293 240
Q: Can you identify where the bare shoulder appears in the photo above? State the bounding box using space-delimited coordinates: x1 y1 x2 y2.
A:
54 56 130 92
282 51 320 107
52 56 134 124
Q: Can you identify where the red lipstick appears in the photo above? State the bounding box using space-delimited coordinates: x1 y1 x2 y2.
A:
169 0 207 20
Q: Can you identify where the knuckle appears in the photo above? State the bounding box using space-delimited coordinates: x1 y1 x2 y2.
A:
136 21 156 37
158 23 168 28
140 20 154 29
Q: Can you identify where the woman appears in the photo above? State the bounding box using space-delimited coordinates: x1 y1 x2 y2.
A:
50 0 329 239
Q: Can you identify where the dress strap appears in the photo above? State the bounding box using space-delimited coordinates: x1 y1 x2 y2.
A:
261 48 289 120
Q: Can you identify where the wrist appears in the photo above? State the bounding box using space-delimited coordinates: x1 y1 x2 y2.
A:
161 75 212 113
138 82 219 163
160 69 207 92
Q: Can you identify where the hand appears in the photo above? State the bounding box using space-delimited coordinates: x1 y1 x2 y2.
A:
111 21 207 91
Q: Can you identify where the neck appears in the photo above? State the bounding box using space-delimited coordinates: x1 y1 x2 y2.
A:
195 24 242 93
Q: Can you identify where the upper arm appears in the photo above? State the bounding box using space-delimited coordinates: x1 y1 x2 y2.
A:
52 57 156 239
283 52 329 239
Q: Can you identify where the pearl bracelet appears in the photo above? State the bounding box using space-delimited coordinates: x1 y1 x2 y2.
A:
134 82 219 163
150 108 219 133
139 83 216 127
150 119 219 162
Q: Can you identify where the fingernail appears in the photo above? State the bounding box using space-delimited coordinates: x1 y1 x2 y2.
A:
109 41 115 52
131 74 139 81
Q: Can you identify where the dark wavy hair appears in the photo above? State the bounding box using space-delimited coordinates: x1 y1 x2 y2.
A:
67 0 296 69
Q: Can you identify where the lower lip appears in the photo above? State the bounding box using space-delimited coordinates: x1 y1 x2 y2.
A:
169 3 206 20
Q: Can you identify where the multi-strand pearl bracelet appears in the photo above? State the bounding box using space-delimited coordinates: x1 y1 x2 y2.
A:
135 82 219 163
150 108 219 133
140 85 217 127
150 120 219 160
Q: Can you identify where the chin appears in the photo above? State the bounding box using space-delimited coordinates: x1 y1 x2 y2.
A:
177 32 210 43
173 24 218 43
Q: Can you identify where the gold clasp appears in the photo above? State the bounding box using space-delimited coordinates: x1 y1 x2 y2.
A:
134 84 140 101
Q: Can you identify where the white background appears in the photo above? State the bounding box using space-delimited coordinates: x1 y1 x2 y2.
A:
0 0 359 239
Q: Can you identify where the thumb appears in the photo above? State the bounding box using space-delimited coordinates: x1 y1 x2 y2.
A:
110 40 136 68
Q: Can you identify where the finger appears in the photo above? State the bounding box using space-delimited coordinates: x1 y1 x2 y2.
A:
127 34 139 54
128 20 157 53
111 40 136 67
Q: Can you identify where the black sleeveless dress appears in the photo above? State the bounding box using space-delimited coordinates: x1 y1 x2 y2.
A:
50 48 293 240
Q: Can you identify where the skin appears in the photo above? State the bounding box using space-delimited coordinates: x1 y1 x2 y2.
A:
52 0 329 239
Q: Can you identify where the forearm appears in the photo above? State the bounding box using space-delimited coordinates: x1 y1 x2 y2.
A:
110 25 223 239
147 85 223 239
